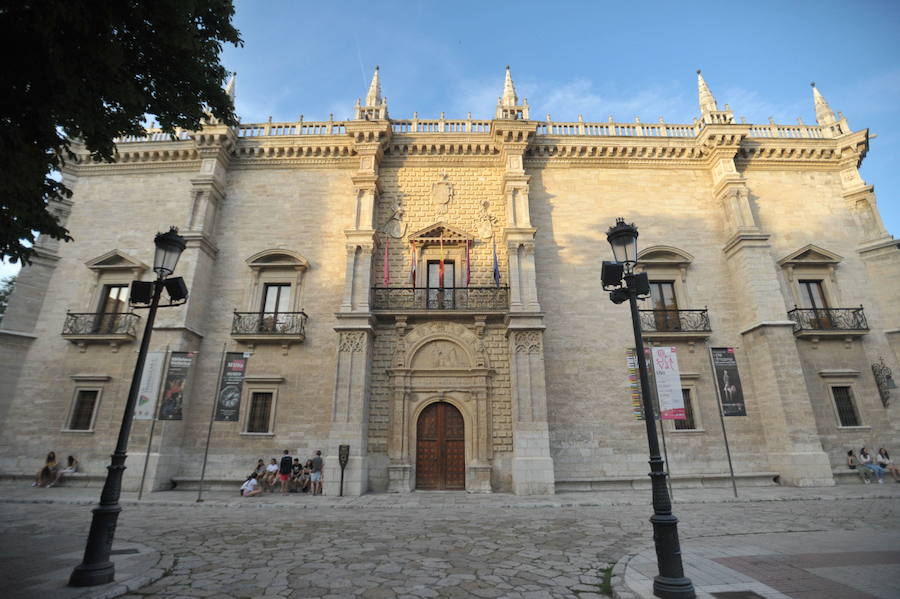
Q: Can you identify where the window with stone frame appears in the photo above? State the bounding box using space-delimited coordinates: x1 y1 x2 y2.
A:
66 388 101 431
243 250 309 331
830 385 861 427
673 388 697 430
778 245 844 312
245 390 275 433
649 280 679 331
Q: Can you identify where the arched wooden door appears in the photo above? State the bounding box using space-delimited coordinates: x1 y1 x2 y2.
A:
415 402 465 490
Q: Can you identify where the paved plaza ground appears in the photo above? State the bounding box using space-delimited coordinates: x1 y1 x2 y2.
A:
0 482 898 599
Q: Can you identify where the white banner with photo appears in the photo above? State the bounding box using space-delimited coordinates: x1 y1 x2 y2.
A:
134 351 165 420
651 346 685 420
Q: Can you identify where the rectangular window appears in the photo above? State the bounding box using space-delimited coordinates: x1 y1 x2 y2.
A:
246 392 273 433
799 280 831 329
68 390 99 430
832 386 860 427
649 281 679 331
427 260 455 308
94 285 129 333
674 388 697 430
260 283 291 332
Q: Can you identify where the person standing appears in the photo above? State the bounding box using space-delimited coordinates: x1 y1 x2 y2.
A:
310 450 324 496
278 449 293 495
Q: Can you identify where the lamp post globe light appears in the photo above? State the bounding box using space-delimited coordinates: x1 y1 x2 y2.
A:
69 227 188 587
602 218 695 599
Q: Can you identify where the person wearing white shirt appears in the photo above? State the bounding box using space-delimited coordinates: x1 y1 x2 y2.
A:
240 473 262 497
876 448 900 482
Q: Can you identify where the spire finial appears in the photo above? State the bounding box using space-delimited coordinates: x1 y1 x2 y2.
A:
365 66 382 107
811 82 837 126
697 70 718 115
225 71 236 102
501 65 518 107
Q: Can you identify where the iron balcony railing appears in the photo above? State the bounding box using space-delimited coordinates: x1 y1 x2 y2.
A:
62 312 140 336
372 287 510 311
639 309 711 333
232 311 308 336
787 306 868 332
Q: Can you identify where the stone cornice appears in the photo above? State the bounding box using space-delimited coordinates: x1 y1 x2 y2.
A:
63 122 872 175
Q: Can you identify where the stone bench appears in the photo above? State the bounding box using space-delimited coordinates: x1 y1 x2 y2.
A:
0 472 106 487
170 477 245 492
555 471 780 492
834 469 875 484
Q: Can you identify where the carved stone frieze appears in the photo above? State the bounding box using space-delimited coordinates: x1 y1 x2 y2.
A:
513 330 542 354
338 331 367 353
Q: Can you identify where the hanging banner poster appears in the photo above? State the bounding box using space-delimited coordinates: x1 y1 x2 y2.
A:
134 352 165 420
158 352 196 420
626 349 644 420
214 352 248 422
711 347 747 416
651 347 685 420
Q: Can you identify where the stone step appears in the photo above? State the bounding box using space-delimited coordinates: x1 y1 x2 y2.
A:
0 472 106 487
555 471 779 492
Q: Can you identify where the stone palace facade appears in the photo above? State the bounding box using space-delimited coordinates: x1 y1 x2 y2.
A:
1 68 898 494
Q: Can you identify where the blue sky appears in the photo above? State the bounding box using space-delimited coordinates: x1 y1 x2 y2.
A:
3 0 898 280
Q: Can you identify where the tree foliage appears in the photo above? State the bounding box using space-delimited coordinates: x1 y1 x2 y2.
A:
0 0 242 264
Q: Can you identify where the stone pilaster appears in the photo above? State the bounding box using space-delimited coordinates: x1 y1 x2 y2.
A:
494 117 555 495
705 125 833 486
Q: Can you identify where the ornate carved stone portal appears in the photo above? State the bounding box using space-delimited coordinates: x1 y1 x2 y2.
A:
386 321 493 493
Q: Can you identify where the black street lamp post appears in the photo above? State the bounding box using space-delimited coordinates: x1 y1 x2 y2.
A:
69 228 187 587
602 218 695 599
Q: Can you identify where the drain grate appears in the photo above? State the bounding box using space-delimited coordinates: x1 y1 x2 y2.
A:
710 592 766 599
110 548 140 555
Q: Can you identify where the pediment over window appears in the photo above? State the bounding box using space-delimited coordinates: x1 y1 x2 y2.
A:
85 250 148 274
777 244 843 267
408 222 472 246
637 245 694 268
246 249 309 271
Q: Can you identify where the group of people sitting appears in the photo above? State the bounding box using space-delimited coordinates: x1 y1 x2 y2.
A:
847 447 899 483
32 452 79 488
240 449 324 497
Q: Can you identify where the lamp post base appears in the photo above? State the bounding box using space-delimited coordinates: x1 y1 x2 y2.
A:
69 561 115 587
653 576 696 599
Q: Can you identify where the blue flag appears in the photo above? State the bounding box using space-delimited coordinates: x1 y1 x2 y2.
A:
492 238 501 287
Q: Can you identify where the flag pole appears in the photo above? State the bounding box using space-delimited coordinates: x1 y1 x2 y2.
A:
137 345 169 501
197 343 228 503
707 341 738 498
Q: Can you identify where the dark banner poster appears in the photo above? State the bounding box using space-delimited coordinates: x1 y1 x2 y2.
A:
158 351 196 420
711 347 747 416
214 352 248 422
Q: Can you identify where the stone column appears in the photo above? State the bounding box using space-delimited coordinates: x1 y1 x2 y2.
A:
493 118 556 495
703 125 833 486
324 119 390 495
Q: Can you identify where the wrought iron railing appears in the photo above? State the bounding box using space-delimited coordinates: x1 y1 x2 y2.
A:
639 309 711 333
231 311 308 336
371 287 510 311
787 306 868 332
62 312 140 336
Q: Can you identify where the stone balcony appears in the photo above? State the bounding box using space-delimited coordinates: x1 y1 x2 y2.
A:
787 306 869 340
61 311 140 350
371 287 509 315
231 311 308 349
639 309 712 342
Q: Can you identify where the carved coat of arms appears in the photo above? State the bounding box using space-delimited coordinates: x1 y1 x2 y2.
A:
431 173 453 216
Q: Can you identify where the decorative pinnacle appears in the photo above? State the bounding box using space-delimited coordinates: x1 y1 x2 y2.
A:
501 65 518 107
365 66 382 107
225 72 236 101
811 81 837 126
697 69 718 114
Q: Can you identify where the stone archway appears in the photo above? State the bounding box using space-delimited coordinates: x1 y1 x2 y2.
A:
386 322 494 493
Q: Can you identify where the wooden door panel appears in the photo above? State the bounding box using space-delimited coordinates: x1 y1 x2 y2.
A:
416 402 465 491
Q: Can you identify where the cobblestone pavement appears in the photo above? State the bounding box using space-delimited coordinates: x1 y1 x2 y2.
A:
1 484 898 599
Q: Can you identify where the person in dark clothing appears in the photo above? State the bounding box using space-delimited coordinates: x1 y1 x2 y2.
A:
278 449 293 495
